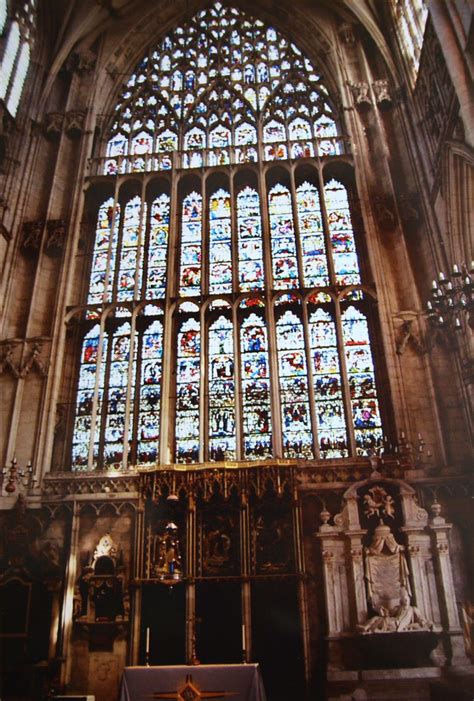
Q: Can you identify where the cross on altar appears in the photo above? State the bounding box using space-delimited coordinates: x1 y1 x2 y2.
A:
150 674 238 700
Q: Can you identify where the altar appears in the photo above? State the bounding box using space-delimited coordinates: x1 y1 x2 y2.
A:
120 664 267 701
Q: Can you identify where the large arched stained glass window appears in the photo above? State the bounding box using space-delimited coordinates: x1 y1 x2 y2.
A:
103 2 340 173
71 1 388 470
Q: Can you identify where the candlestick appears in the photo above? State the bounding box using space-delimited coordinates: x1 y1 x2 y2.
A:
145 626 151 666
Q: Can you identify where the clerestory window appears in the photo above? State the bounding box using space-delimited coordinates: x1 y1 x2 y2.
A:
71 2 386 471
0 0 35 116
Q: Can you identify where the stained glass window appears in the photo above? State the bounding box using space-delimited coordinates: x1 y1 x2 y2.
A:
180 192 202 296
209 189 232 294
208 316 236 460
296 182 328 287
73 1 387 471
87 198 120 309
147 194 170 299
276 309 313 458
325 179 361 285
175 317 201 463
237 187 264 291
268 184 299 289
390 0 428 83
0 0 35 116
0 0 7 34
103 322 135 466
309 307 348 457
342 305 383 454
72 325 106 470
104 1 340 172
240 313 272 459
137 320 163 464
117 196 146 302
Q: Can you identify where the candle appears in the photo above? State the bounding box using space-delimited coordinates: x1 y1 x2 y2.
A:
242 624 246 651
146 627 150 654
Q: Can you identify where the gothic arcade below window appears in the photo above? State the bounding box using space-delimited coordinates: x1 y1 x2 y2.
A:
71 2 384 471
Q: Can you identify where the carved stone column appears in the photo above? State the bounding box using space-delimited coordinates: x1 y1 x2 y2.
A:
316 511 349 636
428 502 469 665
346 531 368 626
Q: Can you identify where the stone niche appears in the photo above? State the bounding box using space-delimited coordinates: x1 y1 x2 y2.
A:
69 505 134 701
315 477 469 698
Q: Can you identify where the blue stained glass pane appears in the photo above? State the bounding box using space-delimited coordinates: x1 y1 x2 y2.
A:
72 325 107 470
147 193 170 300
237 187 264 291
209 188 232 294
117 196 147 302
268 184 299 289
180 192 202 296
276 310 313 458
175 318 200 463
296 182 329 287
137 320 163 464
87 198 120 310
240 313 272 459
104 323 136 466
208 316 236 460
325 179 361 285
309 308 348 457
342 306 382 455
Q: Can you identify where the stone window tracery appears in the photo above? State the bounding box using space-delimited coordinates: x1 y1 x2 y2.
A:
70 2 386 470
0 0 35 115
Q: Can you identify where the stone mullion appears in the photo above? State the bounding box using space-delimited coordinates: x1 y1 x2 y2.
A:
233 303 244 461
229 176 242 461
122 311 138 470
334 298 357 457
317 165 337 285
200 306 207 463
122 179 147 470
345 531 368 627
134 180 148 302
95 321 114 470
87 313 108 470
258 166 282 458
289 163 305 290
301 297 320 459
159 171 179 465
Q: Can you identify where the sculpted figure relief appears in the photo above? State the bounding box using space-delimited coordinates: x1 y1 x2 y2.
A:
357 587 432 634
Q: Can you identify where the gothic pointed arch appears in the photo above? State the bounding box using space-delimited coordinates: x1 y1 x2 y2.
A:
71 0 388 470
